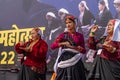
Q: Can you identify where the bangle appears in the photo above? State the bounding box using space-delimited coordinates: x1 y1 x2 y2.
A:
89 32 95 37
90 32 95 35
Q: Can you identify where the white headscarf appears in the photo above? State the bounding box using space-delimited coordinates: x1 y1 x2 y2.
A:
78 0 89 10
114 0 120 3
112 19 120 42
46 12 56 18
58 8 69 14
104 0 109 10
38 29 44 39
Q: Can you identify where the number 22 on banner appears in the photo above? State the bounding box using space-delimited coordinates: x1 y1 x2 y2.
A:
0 51 15 64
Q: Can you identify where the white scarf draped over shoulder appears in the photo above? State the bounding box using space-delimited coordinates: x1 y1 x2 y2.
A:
112 19 120 42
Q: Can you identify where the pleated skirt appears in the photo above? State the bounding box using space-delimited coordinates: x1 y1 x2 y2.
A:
18 64 46 80
55 51 86 80
87 56 120 80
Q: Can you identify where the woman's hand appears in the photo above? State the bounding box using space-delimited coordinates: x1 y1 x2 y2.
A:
89 25 98 37
90 25 98 32
18 41 29 52
103 44 116 53
19 47 29 52
59 41 71 47
19 41 25 46
77 46 83 52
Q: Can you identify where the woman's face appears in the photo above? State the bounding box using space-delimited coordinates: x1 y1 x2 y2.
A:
78 4 85 12
65 19 76 31
30 29 39 40
114 3 120 13
46 15 53 21
58 12 66 20
107 21 114 35
98 3 104 11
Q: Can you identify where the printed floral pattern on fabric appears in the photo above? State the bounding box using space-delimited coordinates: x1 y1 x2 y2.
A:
86 49 96 63
31 65 46 74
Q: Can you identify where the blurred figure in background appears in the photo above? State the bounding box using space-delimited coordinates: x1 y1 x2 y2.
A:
95 0 113 39
58 8 70 32
78 0 95 46
45 12 61 43
58 8 69 21
78 0 95 27
45 12 61 71
114 0 120 19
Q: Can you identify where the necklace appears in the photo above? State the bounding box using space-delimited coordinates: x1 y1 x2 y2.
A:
104 36 112 45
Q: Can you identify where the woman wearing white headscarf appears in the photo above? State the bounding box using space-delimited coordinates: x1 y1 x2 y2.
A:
58 8 70 33
87 19 120 80
58 8 69 20
95 0 113 40
78 0 94 26
114 0 120 19
78 0 95 40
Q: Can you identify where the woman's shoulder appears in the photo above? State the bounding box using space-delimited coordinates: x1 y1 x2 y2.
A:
112 40 120 44
58 32 67 36
38 39 47 44
58 32 84 37
85 9 93 14
103 8 111 14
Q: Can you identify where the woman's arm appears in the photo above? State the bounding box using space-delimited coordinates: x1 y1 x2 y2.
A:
77 34 86 53
88 25 99 50
15 42 26 54
103 41 120 54
15 41 31 54
88 37 97 50
51 33 64 49
64 34 86 54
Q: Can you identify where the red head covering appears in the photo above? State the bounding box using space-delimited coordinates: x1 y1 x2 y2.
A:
65 15 76 23
109 19 116 26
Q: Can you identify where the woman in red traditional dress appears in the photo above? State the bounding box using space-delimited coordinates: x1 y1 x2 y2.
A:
15 28 48 80
51 15 86 80
87 19 120 80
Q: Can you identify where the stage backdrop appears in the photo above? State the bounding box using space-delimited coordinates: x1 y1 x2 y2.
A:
0 0 116 72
